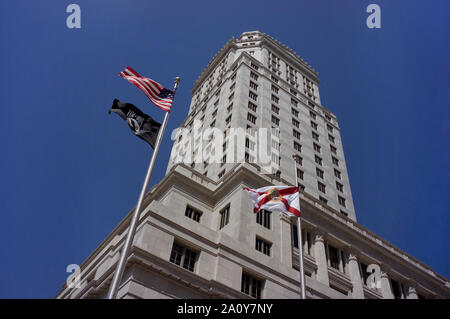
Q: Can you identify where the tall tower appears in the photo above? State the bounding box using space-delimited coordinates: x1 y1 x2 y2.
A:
168 31 356 220
56 31 450 300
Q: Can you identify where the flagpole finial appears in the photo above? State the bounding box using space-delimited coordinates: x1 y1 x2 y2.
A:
174 77 181 90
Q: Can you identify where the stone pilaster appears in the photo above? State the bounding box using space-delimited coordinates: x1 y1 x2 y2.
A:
379 265 394 299
346 247 364 299
406 281 419 299
313 231 329 286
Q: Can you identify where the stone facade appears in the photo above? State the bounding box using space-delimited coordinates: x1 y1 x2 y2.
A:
56 32 450 299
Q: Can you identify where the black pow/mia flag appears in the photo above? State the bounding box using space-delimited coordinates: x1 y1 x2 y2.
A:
108 99 161 148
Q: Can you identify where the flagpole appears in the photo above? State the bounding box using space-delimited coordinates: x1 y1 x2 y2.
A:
292 154 306 299
107 77 181 299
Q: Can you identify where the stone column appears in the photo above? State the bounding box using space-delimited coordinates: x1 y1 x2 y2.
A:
406 281 419 299
379 265 394 299
346 247 364 299
313 231 329 286
280 214 292 268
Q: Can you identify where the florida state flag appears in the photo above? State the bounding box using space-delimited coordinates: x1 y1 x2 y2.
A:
243 186 301 217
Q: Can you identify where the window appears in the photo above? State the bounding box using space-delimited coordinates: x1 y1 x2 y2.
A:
245 138 255 151
170 242 197 272
330 145 337 154
228 93 234 101
334 169 341 179
336 182 343 192
249 81 258 90
225 115 232 125
229 82 235 92
327 244 340 270
294 141 302 152
256 209 271 229
271 95 279 104
293 130 301 140
291 98 298 107
210 120 216 128
290 88 297 96
316 168 324 179
359 262 372 287
249 91 257 101
255 237 272 256
338 196 346 207
250 72 258 81
219 205 230 229
332 156 339 166
312 132 319 141
271 85 279 94
327 124 333 132
271 115 279 126
218 169 226 179
291 108 299 117
271 104 279 114
241 273 262 299
292 119 300 128
295 156 303 165
248 101 257 112
298 183 305 191
250 63 259 70
390 279 405 299
328 134 335 143
319 196 328 204
311 121 318 130
310 111 316 120
185 206 202 222
247 113 256 124
315 155 322 165
271 75 279 83
318 181 326 193
271 139 280 151
297 169 304 180
313 143 321 153
212 109 217 118
292 224 299 248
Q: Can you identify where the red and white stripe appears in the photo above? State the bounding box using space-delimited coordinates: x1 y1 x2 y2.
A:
243 186 301 217
119 67 173 112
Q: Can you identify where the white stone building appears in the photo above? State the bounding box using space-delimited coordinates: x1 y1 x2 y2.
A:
56 31 450 299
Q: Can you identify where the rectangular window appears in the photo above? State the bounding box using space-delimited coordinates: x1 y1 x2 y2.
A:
327 124 333 132
313 143 321 153
315 155 322 165
228 93 234 101
225 115 232 125
250 63 259 70
310 111 316 120
249 81 258 90
327 244 340 270
249 91 257 101
272 115 280 126
290 88 297 96
271 95 279 104
319 196 328 204
295 156 303 166
332 156 339 166
247 113 256 124
311 121 318 130
318 181 326 193
250 72 258 81
271 75 279 83
328 134 335 143
271 85 279 94
291 108 299 117
218 169 226 179
316 167 324 179
334 169 341 179
248 101 257 112
256 209 271 229
291 98 298 107
330 145 337 154
271 139 280 151
241 273 262 299
293 130 301 140
338 196 346 207
169 242 197 272
312 132 319 141
294 141 302 152
229 83 235 92
292 118 300 128
255 237 272 256
297 169 304 180
185 206 202 222
219 205 230 229
336 182 343 192
271 104 279 114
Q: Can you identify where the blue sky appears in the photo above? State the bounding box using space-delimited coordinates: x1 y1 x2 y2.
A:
0 0 448 298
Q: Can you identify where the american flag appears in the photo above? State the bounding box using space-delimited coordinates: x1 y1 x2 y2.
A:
119 67 175 112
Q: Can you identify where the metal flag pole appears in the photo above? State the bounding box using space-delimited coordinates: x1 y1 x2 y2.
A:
107 77 181 299
293 154 306 299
